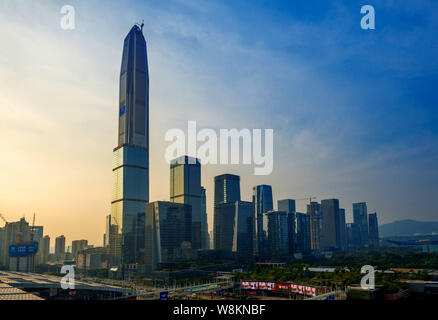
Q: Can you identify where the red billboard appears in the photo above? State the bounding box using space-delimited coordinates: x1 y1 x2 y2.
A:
240 281 330 297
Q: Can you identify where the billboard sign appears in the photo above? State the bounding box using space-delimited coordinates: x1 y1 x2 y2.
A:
8 242 39 258
241 281 329 297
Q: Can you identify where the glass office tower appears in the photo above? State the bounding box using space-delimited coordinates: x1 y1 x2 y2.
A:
278 199 296 254
214 174 241 205
213 174 241 252
307 201 322 251
170 156 201 250
339 208 347 250
200 187 208 249
145 201 192 271
233 201 254 259
213 200 254 260
368 212 379 248
295 212 311 253
320 199 341 250
213 202 235 252
263 210 289 258
110 24 149 266
252 185 273 256
353 202 369 247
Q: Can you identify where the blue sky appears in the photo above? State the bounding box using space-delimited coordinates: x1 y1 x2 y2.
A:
0 0 437 244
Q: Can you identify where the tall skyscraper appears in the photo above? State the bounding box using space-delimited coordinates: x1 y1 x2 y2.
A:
307 201 322 251
145 201 192 271
214 203 236 252
368 212 379 248
39 235 50 265
213 200 254 259
353 202 369 247
110 24 149 266
214 174 241 205
200 186 208 249
170 155 201 250
277 199 296 254
253 185 273 256
339 208 347 250
213 174 241 252
320 199 341 250
295 212 311 253
104 214 111 247
55 235 66 261
233 201 254 259
263 211 289 258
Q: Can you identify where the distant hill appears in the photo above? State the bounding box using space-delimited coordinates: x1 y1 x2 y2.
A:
380 219 438 237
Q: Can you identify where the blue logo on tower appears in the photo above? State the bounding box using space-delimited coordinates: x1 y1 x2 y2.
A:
119 105 126 117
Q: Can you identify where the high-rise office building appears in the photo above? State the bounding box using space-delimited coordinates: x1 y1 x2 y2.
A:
346 223 361 249
145 201 192 271
72 240 88 257
320 199 341 250
263 211 289 258
214 174 240 205
295 212 311 253
170 155 201 250
353 202 369 247
55 235 66 261
30 226 43 243
214 201 254 259
200 186 208 249
213 203 235 252
110 24 149 266
278 199 296 254
104 214 111 247
307 201 322 251
368 212 379 248
253 185 273 256
339 208 347 250
213 174 241 252
233 201 254 259
39 235 50 265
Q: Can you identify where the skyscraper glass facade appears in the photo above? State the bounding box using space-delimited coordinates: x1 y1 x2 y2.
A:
145 201 192 271
320 199 341 250
253 185 273 256
278 199 296 254
214 174 241 205
353 202 369 247
368 212 379 248
170 156 201 250
110 25 149 266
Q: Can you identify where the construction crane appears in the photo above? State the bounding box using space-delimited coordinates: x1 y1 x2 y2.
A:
295 196 316 204
0 212 8 226
30 212 36 241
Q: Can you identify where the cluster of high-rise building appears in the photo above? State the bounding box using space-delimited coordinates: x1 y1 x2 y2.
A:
0 24 380 278
0 215 96 271
212 179 379 261
100 24 381 276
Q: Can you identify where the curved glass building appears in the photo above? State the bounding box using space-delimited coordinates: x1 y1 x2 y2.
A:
110 24 149 267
